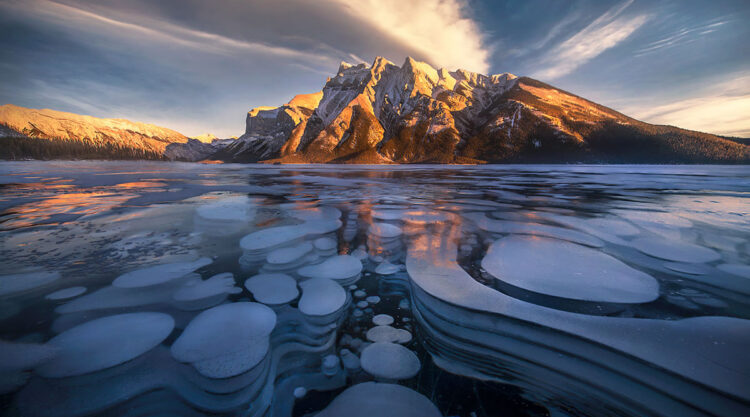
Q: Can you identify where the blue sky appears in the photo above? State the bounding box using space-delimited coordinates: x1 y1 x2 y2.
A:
0 0 748 137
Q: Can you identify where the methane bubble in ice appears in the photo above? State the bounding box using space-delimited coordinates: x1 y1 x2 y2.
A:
45 286 87 301
298 278 347 317
360 342 420 380
631 237 721 263
112 258 211 288
314 382 441 417
298 255 362 285
37 312 174 378
366 326 412 344
171 302 276 378
244 273 299 305
372 314 394 326
171 272 241 311
482 236 659 303
0 271 61 297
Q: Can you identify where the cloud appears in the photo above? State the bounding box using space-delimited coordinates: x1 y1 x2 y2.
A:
328 0 490 73
624 73 750 137
532 0 649 80
4 0 337 65
633 18 730 57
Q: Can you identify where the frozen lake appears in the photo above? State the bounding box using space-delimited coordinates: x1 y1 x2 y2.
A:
1 161 749 417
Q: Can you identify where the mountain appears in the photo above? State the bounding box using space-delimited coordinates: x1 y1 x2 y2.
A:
0 104 189 160
164 136 236 161
217 57 749 164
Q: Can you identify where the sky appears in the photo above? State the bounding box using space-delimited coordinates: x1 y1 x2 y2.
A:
0 0 748 138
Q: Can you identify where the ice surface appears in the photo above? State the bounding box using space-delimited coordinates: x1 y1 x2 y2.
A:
718 263 750 279
631 237 721 263
37 312 174 378
244 273 299 305
360 342 420 380
112 258 211 288
482 236 659 303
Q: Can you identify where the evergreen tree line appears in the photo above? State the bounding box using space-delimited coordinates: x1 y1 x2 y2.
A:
0 136 166 160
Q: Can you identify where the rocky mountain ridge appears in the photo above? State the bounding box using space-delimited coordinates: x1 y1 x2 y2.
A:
1 57 748 163
218 56 749 164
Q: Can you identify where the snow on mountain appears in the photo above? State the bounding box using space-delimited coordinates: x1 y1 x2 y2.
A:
0 104 189 155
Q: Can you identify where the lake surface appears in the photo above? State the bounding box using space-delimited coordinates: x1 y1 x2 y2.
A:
1 161 749 417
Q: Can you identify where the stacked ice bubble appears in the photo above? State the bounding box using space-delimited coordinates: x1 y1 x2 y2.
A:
401 208 750 417
367 222 404 262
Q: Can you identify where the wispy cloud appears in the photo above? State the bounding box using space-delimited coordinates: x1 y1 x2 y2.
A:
3 0 338 65
532 0 649 80
624 72 750 137
633 18 730 57
330 0 490 73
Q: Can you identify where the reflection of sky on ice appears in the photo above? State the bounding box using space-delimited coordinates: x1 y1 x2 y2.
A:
0 161 748 417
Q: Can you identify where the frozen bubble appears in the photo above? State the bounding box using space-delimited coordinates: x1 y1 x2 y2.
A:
294 387 307 399
369 223 403 239
267 242 313 265
322 354 340 376
0 270 60 297
357 301 369 309
298 278 347 317
466 212 604 248
244 273 299 305
45 286 87 301
171 302 275 378
398 299 410 310
375 261 401 275
298 255 362 283
631 237 721 264
664 262 708 276
172 273 241 311
290 206 341 221
340 348 361 371
240 219 341 252
354 290 366 298
360 342 420 380
314 237 337 252
112 257 211 289
372 314 394 326
195 196 256 222
353 309 364 318
314 382 440 417
351 248 368 260
366 326 412 344
718 264 750 279
483 236 659 304
37 312 174 378
366 296 381 304
0 340 58 372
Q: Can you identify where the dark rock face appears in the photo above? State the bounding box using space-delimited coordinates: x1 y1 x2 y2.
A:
216 57 748 164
